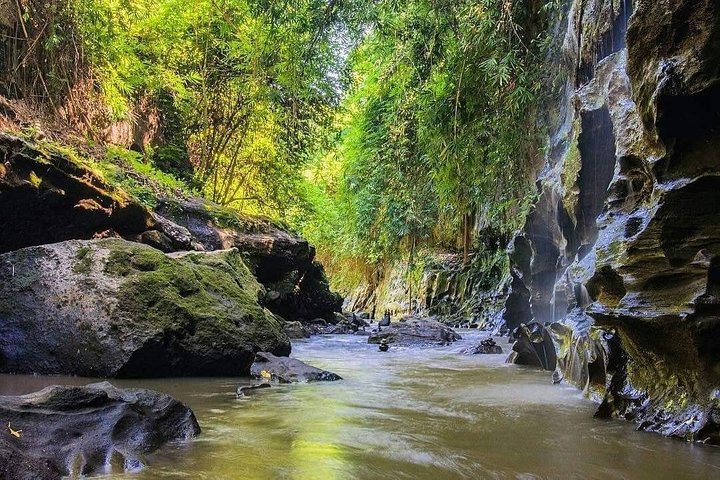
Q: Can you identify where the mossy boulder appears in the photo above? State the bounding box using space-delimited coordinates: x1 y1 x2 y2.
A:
0 239 290 377
156 198 342 322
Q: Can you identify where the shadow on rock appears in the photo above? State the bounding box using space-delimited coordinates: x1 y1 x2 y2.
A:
507 323 557 370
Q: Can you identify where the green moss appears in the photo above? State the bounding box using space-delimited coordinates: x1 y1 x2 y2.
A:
99 240 283 347
72 246 94 274
561 129 582 218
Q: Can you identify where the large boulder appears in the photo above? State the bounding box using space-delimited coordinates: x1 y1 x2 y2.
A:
0 238 290 377
0 382 199 479
250 352 342 383
156 198 342 322
367 316 461 346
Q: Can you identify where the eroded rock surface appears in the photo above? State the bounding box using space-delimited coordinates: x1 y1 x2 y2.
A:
502 0 720 443
0 382 199 479
0 239 290 377
250 352 342 383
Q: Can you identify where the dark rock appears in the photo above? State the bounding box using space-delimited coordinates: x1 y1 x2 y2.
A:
284 321 311 339
0 382 199 479
0 134 152 255
462 337 503 354
250 352 342 383
150 212 195 251
322 321 354 335
0 239 290 377
368 316 461 346
507 323 557 371
139 229 174 253
156 198 342 321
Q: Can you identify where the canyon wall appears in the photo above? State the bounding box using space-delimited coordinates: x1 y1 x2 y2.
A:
504 0 720 443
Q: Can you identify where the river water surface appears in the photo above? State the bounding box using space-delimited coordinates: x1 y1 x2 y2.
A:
1 330 719 479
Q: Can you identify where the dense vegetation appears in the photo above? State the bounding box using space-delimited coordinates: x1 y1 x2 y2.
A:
1 0 560 291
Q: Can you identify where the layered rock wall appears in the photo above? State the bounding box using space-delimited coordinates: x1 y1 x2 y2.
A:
503 0 720 443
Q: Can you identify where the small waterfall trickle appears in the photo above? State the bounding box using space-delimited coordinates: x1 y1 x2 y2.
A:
575 283 592 308
576 0 634 86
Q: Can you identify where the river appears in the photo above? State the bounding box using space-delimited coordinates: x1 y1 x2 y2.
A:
1 330 719 479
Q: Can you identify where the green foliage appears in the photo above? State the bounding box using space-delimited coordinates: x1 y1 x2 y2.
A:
300 0 560 288
99 145 194 208
9 0 561 294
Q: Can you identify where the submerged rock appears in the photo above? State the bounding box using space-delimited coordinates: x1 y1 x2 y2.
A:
463 337 503 355
250 352 342 383
236 383 272 397
0 239 290 377
0 382 199 479
367 317 461 346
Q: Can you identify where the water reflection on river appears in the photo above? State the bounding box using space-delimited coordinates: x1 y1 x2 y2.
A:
1 330 719 479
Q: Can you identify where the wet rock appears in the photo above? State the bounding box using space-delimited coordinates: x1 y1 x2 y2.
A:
502 0 720 442
507 323 557 371
462 337 503 355
367 316 461 346
284 321 311 339
0 239 290 377
0 382 199 479
250 352 342 383
156 198 342 322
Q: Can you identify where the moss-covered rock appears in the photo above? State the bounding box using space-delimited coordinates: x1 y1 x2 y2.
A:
0 238 290 377
155 197 342 322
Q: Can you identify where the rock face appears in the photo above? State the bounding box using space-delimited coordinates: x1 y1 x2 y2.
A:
156 198 342 322
250 352 342 383
345 249 508 328
0 239 290 377
502 0 720 442
0 134 341 324
0 134 152 254
367 317 461 346
0 382 199 479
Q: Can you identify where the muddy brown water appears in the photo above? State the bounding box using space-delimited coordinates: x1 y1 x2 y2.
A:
1 330 719 479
